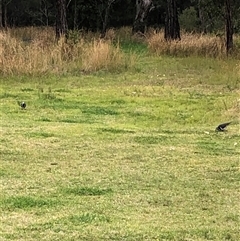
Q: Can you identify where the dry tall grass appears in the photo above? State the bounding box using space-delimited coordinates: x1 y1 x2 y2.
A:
1 27 239 76
0 27 131 75
147 30 240 58
0 30 72 75
82 39 124 72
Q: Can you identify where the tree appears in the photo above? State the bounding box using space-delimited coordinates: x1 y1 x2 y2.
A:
1 0 13 28
196 0 207 33
56 0 68 39
0 0 2 28
71 0 78 30
164 0 180 40
38 0 55 26
132 0 154 34
225 0 233 54
101 0 117 38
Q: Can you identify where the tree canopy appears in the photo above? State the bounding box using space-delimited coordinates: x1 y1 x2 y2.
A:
1 0 239 34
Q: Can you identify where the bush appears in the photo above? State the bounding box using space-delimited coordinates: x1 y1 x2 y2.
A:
179 7 198 32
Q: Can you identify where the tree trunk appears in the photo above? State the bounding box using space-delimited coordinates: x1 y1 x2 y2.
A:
132 0 154 34
2 0 12 28
164 0 180 40
39 0 49 26
0 0 2 29
101 0 116 38
225 0 233 55
56 0 68 40
73 0 77 30
197 0 206 33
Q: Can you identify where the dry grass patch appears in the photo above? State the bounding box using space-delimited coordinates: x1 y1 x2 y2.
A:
1 26 240 76
0 28 133 75
82 39 124 72
0 31 82 75
147 30 240 58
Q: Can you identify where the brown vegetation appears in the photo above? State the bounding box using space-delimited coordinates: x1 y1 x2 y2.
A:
0 27 239 75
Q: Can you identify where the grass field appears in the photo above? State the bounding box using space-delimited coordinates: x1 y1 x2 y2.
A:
1 32 240 240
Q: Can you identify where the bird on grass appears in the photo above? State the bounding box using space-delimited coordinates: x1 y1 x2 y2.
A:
215 122 231 132
17 101 26 109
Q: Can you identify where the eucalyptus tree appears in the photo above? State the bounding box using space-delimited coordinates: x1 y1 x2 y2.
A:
164 0 180 40
193 0 234 54
101 0 118 38
225 0 233 54
56 0 68 39
1 0 13 27
0 0 2 28
132 0 154 33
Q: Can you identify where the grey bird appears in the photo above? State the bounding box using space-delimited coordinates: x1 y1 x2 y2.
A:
18 101 26 109
215 122 231 132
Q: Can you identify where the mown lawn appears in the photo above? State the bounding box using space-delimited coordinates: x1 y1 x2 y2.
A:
0 55 239 240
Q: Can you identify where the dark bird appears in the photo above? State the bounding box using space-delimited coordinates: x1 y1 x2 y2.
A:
18 101 26 109
215 122 231 132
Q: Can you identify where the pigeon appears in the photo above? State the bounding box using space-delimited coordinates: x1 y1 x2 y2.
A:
215 122 231 132
18 101 26 109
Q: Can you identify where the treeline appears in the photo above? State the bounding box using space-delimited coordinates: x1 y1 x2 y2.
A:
1 0 240 33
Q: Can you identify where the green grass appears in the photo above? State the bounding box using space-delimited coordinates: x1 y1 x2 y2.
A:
0 54 239 241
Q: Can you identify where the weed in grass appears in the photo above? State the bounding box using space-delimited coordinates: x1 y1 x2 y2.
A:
38 87 58 100
0 149 26 162
197 134 240 156
110 99 127 105
63 187 113 196
55 88 72 93
0 92 18 99
68 213 110 224
225 214 239 222
134 135 173 145
38 117 52 122
81 106 119 115
21 88 34 92
60 118 82 124
25 132 55 138
1 196 56 210
0 168 20 178
99 128 135 134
